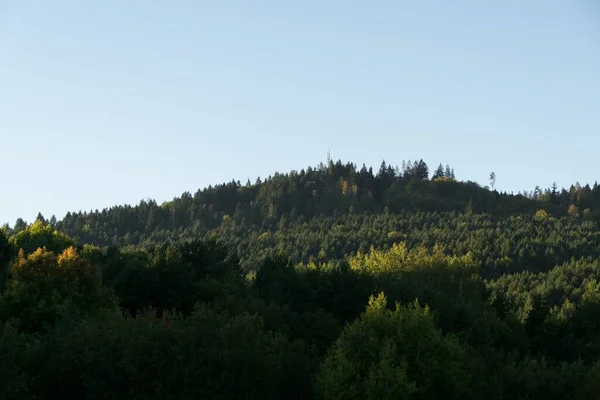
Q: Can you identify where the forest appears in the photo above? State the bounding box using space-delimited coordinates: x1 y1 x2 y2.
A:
2 158 600 399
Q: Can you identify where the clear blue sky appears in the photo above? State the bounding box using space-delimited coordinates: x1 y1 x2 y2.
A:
1 1 599 225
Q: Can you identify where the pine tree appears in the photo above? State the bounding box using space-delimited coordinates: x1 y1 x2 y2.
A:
466 199 474 215
378 160 388 178
414 160 429 180
13 218 27 233
35 212 46 224
444 165 452 178
433 163 444 180
0 229 13 293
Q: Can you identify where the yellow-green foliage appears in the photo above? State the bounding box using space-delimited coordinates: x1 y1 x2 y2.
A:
258 231 271 241
581 279 600 304
0 247 115 333
534 209 549 220
10 220 75 256
348 242 476 275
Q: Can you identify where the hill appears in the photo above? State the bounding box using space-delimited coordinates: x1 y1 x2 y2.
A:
28 159 600 275
6 159 597 259
2 158 600 398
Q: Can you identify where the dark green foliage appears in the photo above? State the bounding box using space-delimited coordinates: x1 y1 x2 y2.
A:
0 321 38 399
0 229 14 292
32 305 313 400
55 159 591 249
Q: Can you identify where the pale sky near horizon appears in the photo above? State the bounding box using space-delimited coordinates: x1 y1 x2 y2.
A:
1 1 599 225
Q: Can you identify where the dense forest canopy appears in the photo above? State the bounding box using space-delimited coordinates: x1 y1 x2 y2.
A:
2 158 600 399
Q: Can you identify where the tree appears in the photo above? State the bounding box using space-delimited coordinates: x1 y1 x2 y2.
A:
466 199 474 215
9 220 75 256
568 204 579 218
444 165 452 178
0 247 116 333
13 218 27 234
433 163 445 180
489 172 496 191
0 320 38 398
0 230 14 292
534 209 549 220
377 160 388 178
317 293 469 399
35 213 46 224
413 159 429 180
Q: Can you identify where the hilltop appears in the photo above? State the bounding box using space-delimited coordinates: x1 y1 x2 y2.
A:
8 158 598 247
4 158 597 274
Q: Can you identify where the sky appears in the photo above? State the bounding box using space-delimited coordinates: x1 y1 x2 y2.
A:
1 1 599 225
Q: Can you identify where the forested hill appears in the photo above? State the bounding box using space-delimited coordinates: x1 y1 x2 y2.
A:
4 158 600 398
7 158 599 274
12 158 600 249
